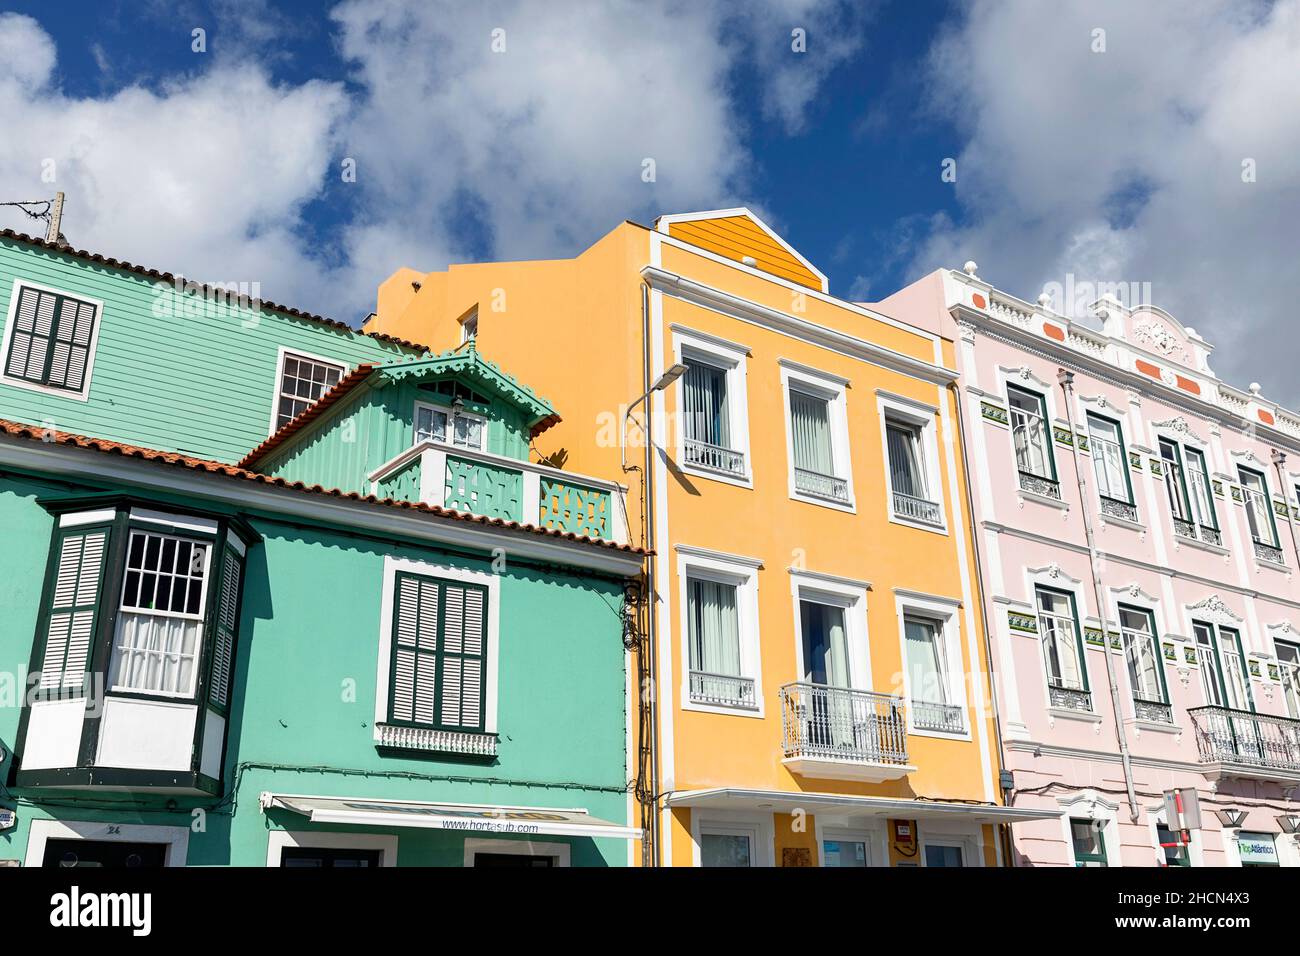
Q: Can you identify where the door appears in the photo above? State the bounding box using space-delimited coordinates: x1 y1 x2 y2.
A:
42 839 167 868
472 853 556 868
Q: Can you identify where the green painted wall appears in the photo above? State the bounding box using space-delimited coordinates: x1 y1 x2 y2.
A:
260 376 534 497
0 469 631 866
0 237 419 463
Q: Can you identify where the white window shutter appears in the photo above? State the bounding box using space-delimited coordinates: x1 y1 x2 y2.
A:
39 530 108 692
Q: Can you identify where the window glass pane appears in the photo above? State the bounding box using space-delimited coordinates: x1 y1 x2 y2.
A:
904 616 948 705
1070 819 1108 867
886 422 927 499
1008 387 1051 478
1037 588 1084 690
109 531 210 697
1194 623 1225 706
1120 608 1163 703
1278 641 1300 719
1219 628 1251 711
790 390 834 474
276 353 343 430
415 406 448 444
1238 468 1278 546
687 579 741 677
1156 825 1190 867
683 360 730 448
1184 448 1215 528
823 840 868 867
1088 416 1128 501
453 412 484 449
1160 440 1191 521
800 601 849 687
700 833 751 867
924 844 963 867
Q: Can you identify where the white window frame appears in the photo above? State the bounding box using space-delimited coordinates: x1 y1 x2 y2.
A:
463 837 570 867
691 813 774 868
1 277 104 403
997 367 1060 490
1107 586 1171 722
458 306 479 343
815 824 885 868
1058 790 1121 867
893 590 969 739
676 545 764 718
919 830 982 868
413 399 488 452
266 830 399 867
780 360 854 512
373 557 501 740
1023 566 1096 720
268 347 346 436
24 819 189 867
108 527 216 700
877 390 946 533
671 326 752 488
789 570 871 690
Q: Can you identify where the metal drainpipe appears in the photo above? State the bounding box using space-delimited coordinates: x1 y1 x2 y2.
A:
639 280 661 866
1271 450 1300 572
1057 369 1139 823
949 380 1017 865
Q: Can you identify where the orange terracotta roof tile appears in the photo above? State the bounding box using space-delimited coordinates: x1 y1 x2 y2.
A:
0 229 433 354
238 363 377 469
0 418 645 558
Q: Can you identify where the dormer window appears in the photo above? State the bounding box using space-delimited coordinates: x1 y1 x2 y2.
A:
415 401 486 451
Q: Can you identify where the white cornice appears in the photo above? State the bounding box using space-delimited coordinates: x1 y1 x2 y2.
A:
644 266 958 386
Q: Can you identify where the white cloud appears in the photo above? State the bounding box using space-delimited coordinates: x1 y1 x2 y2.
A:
912 0 1300 404
0 2 862 326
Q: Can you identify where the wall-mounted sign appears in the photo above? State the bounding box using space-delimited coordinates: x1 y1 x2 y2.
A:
1237 832 1278 866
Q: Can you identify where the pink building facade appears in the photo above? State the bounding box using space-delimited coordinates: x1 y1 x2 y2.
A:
877 268 1300 867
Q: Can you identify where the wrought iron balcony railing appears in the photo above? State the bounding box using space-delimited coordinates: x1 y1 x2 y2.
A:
1188 706 1300 778
1019 471 1061 500
893 490 942 524
689 670 757 710
795 467 849 503
1048 683 1093 712
683 437 746 477
780 682 909 767
911 699 966 733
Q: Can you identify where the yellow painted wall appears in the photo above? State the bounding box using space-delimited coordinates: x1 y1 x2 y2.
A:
366 214 1005 865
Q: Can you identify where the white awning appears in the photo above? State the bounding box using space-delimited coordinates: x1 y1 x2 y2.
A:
666 788 1061 824
260 792 643 841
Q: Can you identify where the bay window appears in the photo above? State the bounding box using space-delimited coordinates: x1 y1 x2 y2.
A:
1007 385 1057 498
1119 606 1169 722
1087 413 1134 521
1036 586 1090 711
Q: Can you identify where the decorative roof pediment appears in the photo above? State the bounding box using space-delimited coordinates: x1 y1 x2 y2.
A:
655 207 827 293
1186 594 1245 626
376 342 559 433
1124 306 1208 370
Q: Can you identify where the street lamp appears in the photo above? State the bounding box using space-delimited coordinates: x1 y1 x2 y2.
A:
1215 808 1247 829
621 363 688 472
1277 814 1300 835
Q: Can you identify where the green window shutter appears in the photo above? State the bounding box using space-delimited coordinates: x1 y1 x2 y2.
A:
388 575 487 732
208 546 245 709
439 584 486 730
391 575 440 724
38 529 109 693
5 286 98 391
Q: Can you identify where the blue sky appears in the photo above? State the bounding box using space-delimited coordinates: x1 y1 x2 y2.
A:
1 1 1297 401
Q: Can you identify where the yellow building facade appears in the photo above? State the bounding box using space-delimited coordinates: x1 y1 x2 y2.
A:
367 208 1049 867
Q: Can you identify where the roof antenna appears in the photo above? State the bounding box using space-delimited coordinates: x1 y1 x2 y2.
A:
0 192 67 245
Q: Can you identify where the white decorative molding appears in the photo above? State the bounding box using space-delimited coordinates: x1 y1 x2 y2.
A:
1185 594 1245 625
1110 582 1159 604
1132 318 1191 364
1027 563 1083 586
1000 363 1053 392
374 723 498 757
1152 416 1205 446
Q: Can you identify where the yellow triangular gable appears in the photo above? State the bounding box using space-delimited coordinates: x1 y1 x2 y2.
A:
658 208 827 292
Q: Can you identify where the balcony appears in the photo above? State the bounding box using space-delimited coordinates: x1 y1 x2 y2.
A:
683 437 746 477
1048 684 1092 713
1018 471 1061 501
893 490 942 525
1188 706 1300 783
780 683 916 783
795 467 849 504
368 440 629 544
688 670 757 710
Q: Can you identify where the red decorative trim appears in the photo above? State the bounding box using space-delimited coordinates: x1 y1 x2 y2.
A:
1258 409 1275 425
1175 375 1201 396
1042 323 1065 342
971 293 987 309
1135 359 1162 379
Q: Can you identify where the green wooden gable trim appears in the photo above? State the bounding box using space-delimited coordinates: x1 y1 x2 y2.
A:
375 341 558 434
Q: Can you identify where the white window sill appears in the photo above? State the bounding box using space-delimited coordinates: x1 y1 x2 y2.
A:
1173 532 1229 556
888 514 949 536
1 373 92 402
1018 489 1069 510
908 725 972 742
373 723 498 756
1255 558 1290 574
1098 514 1145 533
681 697 766 719
676 460 753 490
1046 706 1102 724
1128 718 1182 735
790 490 856 514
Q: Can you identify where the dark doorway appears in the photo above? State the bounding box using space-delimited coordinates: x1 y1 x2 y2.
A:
42 839 167 868
279 847 383 868
472 853 556 867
